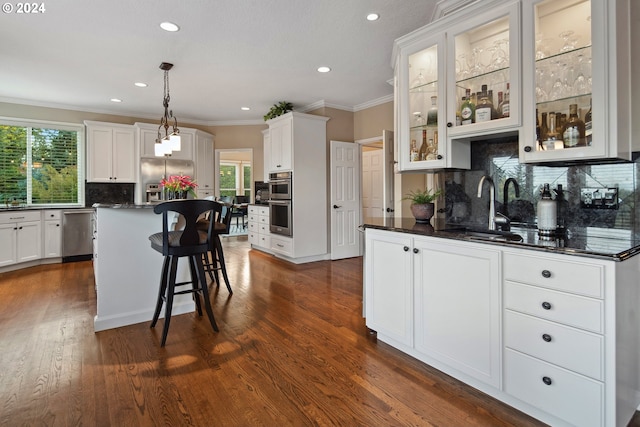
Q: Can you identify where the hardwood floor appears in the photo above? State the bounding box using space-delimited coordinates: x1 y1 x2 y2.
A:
0 237 633 426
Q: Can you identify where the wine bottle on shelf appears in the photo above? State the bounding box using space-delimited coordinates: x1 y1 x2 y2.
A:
497 91 504 116
418 130 428 160
562 103 587 148
540 111 549 142
584 98 592 145
475 85 492 123
410 139 419 162
488 90 500 119
544 112 559 150
460 88 475 125
536 109 541 146
501 83 510 118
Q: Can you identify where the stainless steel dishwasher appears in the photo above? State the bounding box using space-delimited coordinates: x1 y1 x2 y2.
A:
62 209 94 262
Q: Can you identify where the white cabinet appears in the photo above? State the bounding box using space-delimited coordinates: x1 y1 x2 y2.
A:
364 229 501 387
267 117 292 171
248 205 271 250
85 121 136 182
42 210 62 258
413 238 501 387
137 122 194 161
364 230 414 347
0 211 42 267
195 130 215 194
265 112 330 263
394 0 521 171
521 0 638 162
262 129 270 182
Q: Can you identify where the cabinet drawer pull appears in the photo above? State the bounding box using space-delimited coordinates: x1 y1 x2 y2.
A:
541 269 552 278
542 333 552 342
447 122 453 128
541 301 552 310
542 376 553 386
413 248 419 254
403 246 409 252
524 146 532 152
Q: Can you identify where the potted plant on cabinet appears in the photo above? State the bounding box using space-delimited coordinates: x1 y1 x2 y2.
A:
263 101 293 121
404 188 442 223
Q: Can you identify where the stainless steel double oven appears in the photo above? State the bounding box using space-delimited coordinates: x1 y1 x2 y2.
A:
268 171 292 236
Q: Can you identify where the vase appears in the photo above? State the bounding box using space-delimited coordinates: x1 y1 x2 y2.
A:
165 190 186 200
410 203 434 223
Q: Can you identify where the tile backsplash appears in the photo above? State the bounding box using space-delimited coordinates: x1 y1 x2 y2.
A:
85 182 135 207
442 137 639 233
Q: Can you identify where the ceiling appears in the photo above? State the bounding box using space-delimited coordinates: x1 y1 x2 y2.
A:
0 0 439 125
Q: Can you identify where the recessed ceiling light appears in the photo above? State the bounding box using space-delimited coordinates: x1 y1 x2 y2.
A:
241 107 251 111
160 22 180 32
366 13 380 21
317 66 331 73
110 98 122 103
134 82 148 88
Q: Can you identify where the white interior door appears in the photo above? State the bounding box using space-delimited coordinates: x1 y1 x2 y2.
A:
362 149 384 223
330 140 361 260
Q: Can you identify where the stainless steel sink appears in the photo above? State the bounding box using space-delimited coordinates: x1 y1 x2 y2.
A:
441 227 523 242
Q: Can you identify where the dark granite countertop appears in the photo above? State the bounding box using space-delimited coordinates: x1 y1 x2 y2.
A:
0 205 91 211
93 203 156 209
363 217 640 262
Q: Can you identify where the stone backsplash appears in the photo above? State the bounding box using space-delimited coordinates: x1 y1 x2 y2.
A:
442 137 639 233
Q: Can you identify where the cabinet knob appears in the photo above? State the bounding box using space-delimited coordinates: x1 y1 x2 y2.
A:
403 246 410 252
541 301 552 310
524 146 532 152
542 376 553 386
413 248 419 254
333 205 341 209
447 122 453 128
386 207 394 212
436 155 443 160
541 270 551 278
56 224 60 227
542 333 552 342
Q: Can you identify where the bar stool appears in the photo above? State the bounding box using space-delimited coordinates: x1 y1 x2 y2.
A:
200 203 233 294
149 199 220 346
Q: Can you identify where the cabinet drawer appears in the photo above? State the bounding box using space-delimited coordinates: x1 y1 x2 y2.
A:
248 205 259 215
43 210 62 220
248 231 259 245
504 252 603 298
248 222 259 233
271 236 293 256
258 215 269 225
259 234 271 249
247 213 258 223
504 310 603 380
504 349 603 427
257 206 269 216
504 281 603 333
258 223 269 234
0 210 41 224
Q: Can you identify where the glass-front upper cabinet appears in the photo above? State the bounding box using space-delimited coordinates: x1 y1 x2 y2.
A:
521 0 635 162
446 1 521 138
396 33 453 171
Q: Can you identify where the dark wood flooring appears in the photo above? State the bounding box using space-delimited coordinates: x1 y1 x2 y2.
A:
0 237 637 426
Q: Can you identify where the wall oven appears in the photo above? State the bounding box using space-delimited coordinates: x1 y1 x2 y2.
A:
269 171 292 200
269 199 292 236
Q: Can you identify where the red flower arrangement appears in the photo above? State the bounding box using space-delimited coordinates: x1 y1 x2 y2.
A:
160 175 198 198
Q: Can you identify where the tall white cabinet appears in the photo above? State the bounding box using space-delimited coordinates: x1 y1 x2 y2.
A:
195 130 215 199
265 112 329 263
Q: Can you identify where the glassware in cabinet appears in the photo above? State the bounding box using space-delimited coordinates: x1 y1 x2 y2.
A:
446 2 521 137
529 0 593 155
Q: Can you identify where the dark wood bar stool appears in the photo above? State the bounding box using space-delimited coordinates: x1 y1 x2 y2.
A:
200 203 233 294
149 199 220 346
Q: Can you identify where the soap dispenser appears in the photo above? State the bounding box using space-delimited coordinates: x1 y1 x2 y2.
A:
537 183 557 239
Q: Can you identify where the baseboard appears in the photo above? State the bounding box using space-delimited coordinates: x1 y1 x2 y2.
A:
94 302 194 332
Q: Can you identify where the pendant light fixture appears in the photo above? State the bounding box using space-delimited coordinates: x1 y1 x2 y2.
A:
155 62 181 157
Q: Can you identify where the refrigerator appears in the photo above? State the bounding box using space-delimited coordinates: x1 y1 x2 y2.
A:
140 158 195 202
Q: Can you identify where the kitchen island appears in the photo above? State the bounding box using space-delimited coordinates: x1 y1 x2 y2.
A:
363 217 640 427
93 204 193 332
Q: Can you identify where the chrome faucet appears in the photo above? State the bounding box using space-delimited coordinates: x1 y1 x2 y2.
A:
477 175 510 231
502 178 520 218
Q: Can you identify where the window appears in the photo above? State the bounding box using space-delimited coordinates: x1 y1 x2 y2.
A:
219 160 252 199
0 118 84 207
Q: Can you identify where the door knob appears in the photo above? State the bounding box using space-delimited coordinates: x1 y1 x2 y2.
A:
386 208 394 212
333 204 341 209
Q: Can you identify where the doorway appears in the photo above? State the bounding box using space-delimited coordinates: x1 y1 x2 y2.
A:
215 149 253 201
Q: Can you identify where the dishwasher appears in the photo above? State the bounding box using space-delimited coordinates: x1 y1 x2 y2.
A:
62 209 94 262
